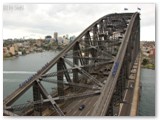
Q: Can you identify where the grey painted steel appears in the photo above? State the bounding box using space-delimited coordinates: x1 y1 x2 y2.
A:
42 79 100 90
36 80 64 116
3 12 139 116
57 58 64 97
3 13 133 106
91 13 139 116
33 81 42 116
3 110 18 116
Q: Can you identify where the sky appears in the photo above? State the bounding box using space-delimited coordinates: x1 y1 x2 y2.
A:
3 3 155 41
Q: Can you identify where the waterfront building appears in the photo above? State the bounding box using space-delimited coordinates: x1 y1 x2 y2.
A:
36 39 43 47
23 41 30 47
16 43 23 47
9 46 15 55
3 47 8 55
13 43 19 52
18 51 22 55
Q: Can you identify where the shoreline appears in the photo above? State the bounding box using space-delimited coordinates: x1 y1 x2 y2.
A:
3 56 17 60
141 64 155 70
3 50 61 60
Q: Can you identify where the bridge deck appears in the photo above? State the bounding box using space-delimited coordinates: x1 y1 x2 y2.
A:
3 12 140 116
119 54 140 116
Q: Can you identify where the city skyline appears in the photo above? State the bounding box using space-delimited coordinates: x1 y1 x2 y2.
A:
3 4 155 41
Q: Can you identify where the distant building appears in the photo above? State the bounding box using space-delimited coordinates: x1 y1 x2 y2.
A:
54 32 58 40
70 35 76 41
57 37 63 45
23 41 30 46
16 43 23 47
45 35 52 41
63 38 69 45
9 46 15 55
3 47 8 55
49 38 55 44
143 52 149 57
54 32 58 43
150 48 155 64
65 34 69 39
18 51 22 55
58 37 69 45
149 48 155 57
36 39 43 47
13 44 18 52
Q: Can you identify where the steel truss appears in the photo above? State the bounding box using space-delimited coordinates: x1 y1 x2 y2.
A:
3 12 140 116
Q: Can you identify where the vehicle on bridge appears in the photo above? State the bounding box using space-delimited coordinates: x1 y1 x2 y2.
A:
3 12 140 116
79 104 85 110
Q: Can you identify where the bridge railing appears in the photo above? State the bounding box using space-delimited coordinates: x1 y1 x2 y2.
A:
3 12 139 116
91 12 140 116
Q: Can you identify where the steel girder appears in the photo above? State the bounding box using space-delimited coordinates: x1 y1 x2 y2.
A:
33 82 42 116
3 12 139 116
92 13 140 116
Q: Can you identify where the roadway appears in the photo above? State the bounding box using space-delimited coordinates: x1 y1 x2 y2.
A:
118 58 139 116
63 94 99 116
118 80 134 115
49 66 110 116
4 13 133 107
3 12 137 116
91 12 139 116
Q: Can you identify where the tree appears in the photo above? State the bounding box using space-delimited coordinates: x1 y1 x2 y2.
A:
142 58 149 65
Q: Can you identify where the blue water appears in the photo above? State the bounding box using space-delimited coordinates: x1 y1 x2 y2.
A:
3 51 60 105
138 68 155 116
3 52 155 115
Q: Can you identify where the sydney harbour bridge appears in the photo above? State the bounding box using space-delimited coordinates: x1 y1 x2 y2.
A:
3 12 141 116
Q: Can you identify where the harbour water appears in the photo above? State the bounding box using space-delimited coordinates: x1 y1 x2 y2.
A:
3 51 155 115
3 51 60 105
138 68 155 116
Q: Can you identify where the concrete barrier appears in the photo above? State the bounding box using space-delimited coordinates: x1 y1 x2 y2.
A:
130 54 141 116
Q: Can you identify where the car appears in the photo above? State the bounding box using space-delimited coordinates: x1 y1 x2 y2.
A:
79 104 85 110
114 113 118 116
130 84 133 88
63 111 67 114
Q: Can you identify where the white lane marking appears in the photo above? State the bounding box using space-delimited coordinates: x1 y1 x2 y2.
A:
78 99 82 103
67 100 81 113
93 101 97 107
124 82 131 101
88 100 91 105
79 111 83 116
118 103 123 115
3 71 36 74
118 82 129 115
86 110 91 116
73 110 77 115
123 89 128 101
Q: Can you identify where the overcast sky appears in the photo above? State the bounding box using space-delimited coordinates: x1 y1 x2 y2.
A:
3 3 155 41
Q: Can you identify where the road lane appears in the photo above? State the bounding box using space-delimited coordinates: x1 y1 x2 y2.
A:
119 61 138 116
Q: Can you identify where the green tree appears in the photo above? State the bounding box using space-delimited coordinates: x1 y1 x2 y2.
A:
142 58 149 65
